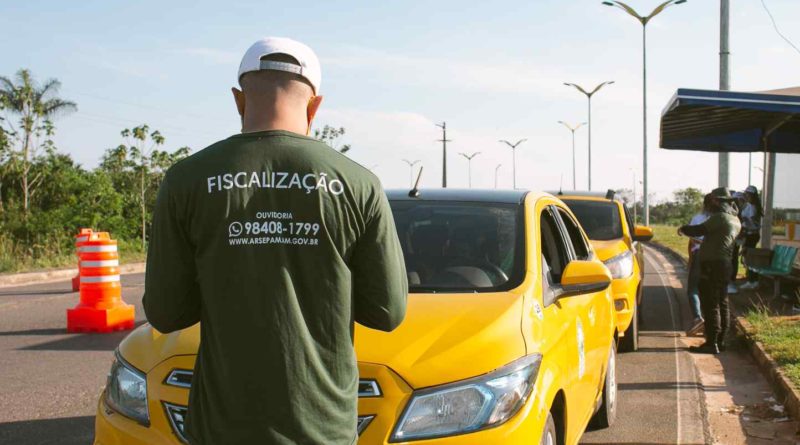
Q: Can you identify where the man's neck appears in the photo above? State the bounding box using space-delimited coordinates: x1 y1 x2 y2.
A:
241 118 307 135
241 98 308 135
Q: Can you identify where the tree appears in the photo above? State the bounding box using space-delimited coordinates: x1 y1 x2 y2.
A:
0 69 76 215
122 125 163 249
313 125 351 154
100 127 189 248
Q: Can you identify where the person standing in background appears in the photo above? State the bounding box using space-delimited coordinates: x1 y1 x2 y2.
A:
685 194 713 335
739 185 763 290
728 191 745 294
679 188 741 354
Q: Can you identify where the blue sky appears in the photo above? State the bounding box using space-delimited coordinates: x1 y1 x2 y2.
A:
2 0 799 206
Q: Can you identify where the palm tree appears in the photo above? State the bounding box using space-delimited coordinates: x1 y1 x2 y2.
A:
0 69 76 214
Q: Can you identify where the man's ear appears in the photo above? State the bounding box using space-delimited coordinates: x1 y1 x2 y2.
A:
232 87 245 117
307 95 323 129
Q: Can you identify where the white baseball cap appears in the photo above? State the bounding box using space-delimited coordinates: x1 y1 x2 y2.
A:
237 37 321 94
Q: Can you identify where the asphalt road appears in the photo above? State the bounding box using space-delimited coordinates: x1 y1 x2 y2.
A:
0 247 708 445
581 246 708 444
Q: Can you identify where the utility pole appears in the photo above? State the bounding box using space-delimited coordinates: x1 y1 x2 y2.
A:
719 0 730 188
563 81 614 190
558 121 587 190
402 159 421 188
494 164 502 188
436 122 451 188
602 0 687 226
499 139 527 189
459 152 481 188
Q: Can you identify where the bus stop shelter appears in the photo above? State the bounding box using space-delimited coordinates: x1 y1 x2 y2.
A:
660 87 800 248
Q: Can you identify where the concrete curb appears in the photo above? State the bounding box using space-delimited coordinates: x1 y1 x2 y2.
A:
0 263 146 289
735 316 800 422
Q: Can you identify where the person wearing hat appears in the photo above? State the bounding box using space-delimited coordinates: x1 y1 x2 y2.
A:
678 187 741 354
143 37 408 444
738 185 763 290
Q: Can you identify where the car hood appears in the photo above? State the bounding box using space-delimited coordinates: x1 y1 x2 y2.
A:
119 292 527 389
119 322 200 373
355 291 527 389
590 239 630 262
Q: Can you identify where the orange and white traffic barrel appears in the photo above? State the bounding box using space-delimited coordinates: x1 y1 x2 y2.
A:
71 228 93 292
67 231 135 333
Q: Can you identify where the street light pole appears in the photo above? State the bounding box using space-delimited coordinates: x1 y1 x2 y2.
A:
494 164 502 188
459 152 481 188
402 159 421 188
499 139 527 189
436 122 451 188
602 0 687 226
558 121 587 190
719 0 730 187
563 81 614 191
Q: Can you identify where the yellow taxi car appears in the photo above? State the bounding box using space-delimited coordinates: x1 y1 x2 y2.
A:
554 191 654 352
95 189 617 445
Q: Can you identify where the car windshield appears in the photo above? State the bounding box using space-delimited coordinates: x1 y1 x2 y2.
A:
389 200 525 293
561 199 623 241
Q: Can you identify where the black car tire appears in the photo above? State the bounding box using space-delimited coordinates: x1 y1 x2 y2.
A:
590 343 618 428
540 411 557 445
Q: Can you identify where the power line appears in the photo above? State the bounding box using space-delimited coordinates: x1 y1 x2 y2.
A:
759 0 800 57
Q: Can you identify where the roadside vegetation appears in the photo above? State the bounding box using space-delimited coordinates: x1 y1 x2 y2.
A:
0 69 354 274
745 307 800 389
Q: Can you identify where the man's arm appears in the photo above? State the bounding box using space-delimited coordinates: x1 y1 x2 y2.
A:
142 175 201 333
350 190 408 332
679 220 709 238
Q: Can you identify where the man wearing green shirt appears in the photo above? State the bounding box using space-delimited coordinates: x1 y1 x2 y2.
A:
143 37 408 445
679 187 741 354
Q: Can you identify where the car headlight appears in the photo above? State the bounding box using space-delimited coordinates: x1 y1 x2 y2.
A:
391 354 541 442
604 250 634 279
105 352 149 425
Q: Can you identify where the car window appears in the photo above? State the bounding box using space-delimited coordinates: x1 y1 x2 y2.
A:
555 207 591 260
623 203 635 234
390 200 525 293
561 199 623 241
540 208 570 307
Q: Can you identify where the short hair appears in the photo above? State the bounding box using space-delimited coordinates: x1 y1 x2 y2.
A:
239 53 314 98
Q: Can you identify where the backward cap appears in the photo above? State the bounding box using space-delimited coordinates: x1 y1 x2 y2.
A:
237 37 321 94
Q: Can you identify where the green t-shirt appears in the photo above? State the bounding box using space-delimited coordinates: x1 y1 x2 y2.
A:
143 130 408 445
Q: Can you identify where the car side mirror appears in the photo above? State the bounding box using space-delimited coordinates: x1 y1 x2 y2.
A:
632 225 654 243
557 260 612 299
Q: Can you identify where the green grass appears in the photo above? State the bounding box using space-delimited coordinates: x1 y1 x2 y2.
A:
746 308 800 389
651 225 689 262
0 237 147 274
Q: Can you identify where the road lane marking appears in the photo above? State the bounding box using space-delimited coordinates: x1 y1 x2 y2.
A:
645 246 682 445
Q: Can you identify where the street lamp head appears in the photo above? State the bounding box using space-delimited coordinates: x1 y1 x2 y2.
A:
601 1 614 5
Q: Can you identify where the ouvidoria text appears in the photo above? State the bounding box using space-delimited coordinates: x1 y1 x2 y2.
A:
207 171 345 195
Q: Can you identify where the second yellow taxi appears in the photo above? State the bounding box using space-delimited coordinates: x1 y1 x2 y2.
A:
94 189 618 445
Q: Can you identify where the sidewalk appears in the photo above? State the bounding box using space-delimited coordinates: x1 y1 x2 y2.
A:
651 243 800 443
0 263 145 289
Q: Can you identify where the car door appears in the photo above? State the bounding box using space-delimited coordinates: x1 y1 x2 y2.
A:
538 204 598 442
553 204 613 401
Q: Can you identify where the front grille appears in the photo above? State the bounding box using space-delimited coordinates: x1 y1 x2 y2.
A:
163 402 189 444
163 402 374 439
357 415 375 435
164 369 192 388
165 369 382 399
358 379 382 397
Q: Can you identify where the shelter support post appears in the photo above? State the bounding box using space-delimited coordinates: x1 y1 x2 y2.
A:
761 151 776 248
